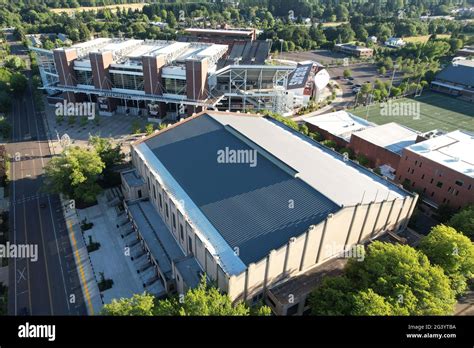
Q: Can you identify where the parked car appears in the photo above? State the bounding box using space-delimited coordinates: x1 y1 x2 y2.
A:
347 81 354 85
347 76 354 80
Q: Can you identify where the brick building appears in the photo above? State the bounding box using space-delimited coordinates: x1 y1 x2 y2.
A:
397 130 474 209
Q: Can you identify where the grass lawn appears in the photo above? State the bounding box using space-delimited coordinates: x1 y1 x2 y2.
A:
321 22 348 28
404 34 450 44
351 91 474 132
50 3 146 14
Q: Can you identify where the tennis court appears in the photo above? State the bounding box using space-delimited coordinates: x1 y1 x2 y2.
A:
351 91 474 132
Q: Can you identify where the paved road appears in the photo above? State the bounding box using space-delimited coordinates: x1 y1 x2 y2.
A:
6 38 87 315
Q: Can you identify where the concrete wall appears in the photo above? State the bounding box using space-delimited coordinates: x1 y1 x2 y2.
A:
131 144 417 305
227 193 417 303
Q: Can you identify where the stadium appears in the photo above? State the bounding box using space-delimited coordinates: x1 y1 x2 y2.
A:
30 36 330 120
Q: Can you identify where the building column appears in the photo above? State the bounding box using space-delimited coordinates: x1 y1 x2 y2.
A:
186 58 209 116
143 54 167 118
53 48 78 103
90 51 116 115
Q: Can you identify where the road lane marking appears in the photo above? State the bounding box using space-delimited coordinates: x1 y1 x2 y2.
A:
12 100 17 314
47 195 70 312
21 200 33 313
36 198 54 315
67 220 94 315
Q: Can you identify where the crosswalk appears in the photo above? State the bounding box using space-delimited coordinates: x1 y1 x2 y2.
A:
9 193 51 206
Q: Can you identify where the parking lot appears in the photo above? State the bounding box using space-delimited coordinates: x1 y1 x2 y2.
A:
279 49 348 65
279 49 403 108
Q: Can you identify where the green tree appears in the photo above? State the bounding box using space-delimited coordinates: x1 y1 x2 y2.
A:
343 69 352 78
419 225 474 295
44 146 105 204
310 276 355 315
154 277 271 316
10 73 28 95
101 293 154 316
352 289 395 316
448 205 474 241
310 242 456 315
4 56 24 71
145 123 154 135
88 136 124 170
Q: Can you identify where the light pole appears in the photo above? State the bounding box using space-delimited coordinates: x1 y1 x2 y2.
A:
388 64 399 97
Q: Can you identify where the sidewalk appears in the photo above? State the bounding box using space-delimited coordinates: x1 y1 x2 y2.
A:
77 193 145 305
61 195 103 315
290 82 344 122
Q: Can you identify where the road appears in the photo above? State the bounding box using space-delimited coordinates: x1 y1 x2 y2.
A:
6 35 87 315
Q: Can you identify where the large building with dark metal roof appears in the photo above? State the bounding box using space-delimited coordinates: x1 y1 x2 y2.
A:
431 59 474 102
121 111 417 312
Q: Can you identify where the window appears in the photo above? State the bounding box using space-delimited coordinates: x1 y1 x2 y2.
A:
421 174 425 179
172 214 176 229
419 162 422 168
431 192 434 197
188 236 193 254
138 189 142 198
469 184 472 190
180 224 184 241
411 169 414 174
165 204 169 218
163 78 187 95
159 193 163 208
75 69 93 85
405 156 408 160
110 72 144 91
430 178 434 184
407 167 411 173
153 185 156 199
412 182 415 187
443 198 447 203
455 180 464 187
436 181 443 188
423 187 426 193
147 177 150 190
415 160 418 166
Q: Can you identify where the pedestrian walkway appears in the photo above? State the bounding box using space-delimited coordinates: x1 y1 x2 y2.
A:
61 195 103 315
290 83 344 122
76 193 147 305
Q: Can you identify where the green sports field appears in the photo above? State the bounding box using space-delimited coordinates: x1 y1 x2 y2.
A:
351 92 474 132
